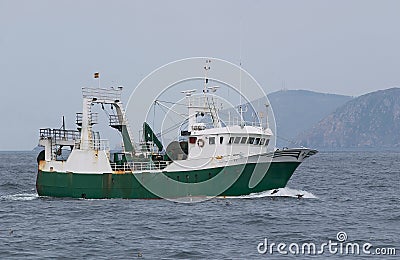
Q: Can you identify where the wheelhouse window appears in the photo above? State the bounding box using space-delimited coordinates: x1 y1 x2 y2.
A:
248 137 255 144
228 136 267 145
209 137 215 145
220 136 224 144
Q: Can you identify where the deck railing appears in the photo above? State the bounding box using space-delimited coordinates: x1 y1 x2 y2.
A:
110 161 170 172
109 114 124 126
75 139 110 151
40 128 80 141
40 128 111 151
76 112 98 125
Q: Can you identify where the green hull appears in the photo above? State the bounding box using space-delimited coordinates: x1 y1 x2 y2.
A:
36 162 300 199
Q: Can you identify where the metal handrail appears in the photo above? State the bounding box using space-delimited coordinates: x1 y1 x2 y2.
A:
110 161 170 172
75 139 110 151
109 114 123 126
39 128 80 141
187 95 210 107
222 120 263 127
76 112 98 125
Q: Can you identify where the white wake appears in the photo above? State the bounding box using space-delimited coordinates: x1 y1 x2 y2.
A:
1 193 39 201
222 187 317 199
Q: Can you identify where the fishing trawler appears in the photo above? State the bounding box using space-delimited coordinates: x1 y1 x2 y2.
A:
36 67 317 200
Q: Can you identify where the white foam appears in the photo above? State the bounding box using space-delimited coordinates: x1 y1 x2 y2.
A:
222 187 318 199
1 193 39 201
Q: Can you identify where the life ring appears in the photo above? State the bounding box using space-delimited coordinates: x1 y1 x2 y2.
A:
197 139 205 147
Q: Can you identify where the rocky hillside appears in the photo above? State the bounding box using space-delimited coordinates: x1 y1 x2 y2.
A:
298 88 400 149
267 90 352 147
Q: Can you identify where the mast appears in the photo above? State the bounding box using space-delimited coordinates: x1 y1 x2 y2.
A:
203 59 211 96
202 59 221 128
265 103 269 129
238 60 246 127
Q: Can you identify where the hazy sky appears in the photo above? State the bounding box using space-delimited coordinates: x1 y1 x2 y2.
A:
1 0 399 150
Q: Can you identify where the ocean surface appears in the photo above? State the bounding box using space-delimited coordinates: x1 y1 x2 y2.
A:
0 151 398 259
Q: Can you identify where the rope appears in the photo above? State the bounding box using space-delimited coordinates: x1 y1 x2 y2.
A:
152 103 181 137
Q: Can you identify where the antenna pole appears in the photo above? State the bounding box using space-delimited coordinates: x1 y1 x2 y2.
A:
239 59 242 100
203 59 211 118
239 20 243 111
239 63 244 127
62 115 66 139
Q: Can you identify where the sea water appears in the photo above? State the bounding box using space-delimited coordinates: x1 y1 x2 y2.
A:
0 151 398 259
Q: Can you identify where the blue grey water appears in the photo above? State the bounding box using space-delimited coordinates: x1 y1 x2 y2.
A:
0 151 398 259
